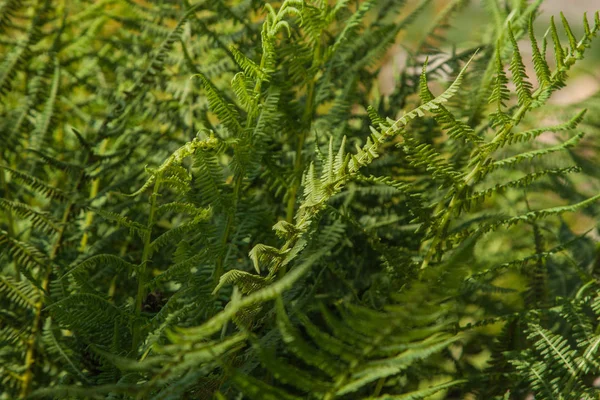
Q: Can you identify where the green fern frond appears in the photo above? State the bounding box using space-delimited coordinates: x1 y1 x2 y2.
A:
0 42 28 98
559 12 579 55
0 0 24 34
149 251 210 289
275 298 343 378
59 254 135 282
376 53 476 138
26 148 84 175
399 134 461 185
91 209 149 240
327 0 376 61
231 72 255 113
193 72 243 136
156 202 210 217
477 192 600 235
419 61 482 144
488 48 511 125
249 243 288 275
528 14 551 86
253 342 333 393
465 166 582 207
0 230 47 271
150 216 210 253
368 379 467 400
191 147 232 210
212 269 272 295
230 370 301 400
0 199 60 234
468 231 589 281
230 45 268 82
502 109 586 146
41 318 89 383
0 275 39 310
335 334 461 396
488 131 585 172
507 24 533 107
30 59 60 150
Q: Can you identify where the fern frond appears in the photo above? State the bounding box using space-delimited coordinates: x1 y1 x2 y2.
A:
0 0 24 34
193 72 243 136
368 379 467 399
230 371 301 400
149 251 210 289
150 217 210 253
176 243 328 339
231 72 255 113
275 298 342 378
0 230 47 271
377 53 476 137
0 199 60 234
477 192 600 236
92 209 149 240
549 16 566 72
230 45 268 82
503 109 586 145
489 131 585 172
399 135 461 185
253 342 332 393
419 61 482 144
0 275 39 310
335 334 461 396
26 149 84 175
466 166 582 207
31 60 60 150
559 12 578 54
156 202 210 217
528 14 551 86
41 318 89 383
249 243 288 275
0 43 28 98
488 48 511 125
59 254 135 282
508 24 533 107
327 0 376 61
212 269 272 295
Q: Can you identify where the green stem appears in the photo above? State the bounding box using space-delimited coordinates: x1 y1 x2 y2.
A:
132 175 161 352
214 44 269 284
80 138 108 252
0 158 18 280
20 167 86 398
286 39 321 223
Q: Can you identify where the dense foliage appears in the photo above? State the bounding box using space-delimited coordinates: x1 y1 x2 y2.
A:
1 0 600 398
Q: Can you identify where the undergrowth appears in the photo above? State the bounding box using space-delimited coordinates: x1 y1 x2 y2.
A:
1 0 600 399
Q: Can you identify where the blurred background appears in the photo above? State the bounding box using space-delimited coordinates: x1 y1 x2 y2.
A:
378 0 599 104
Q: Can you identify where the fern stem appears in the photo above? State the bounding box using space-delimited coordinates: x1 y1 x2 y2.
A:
79 138 108 252
285 110 309 222
0 161 18 280
373 377 386 396
286 39 321 222
132 174 161 352
20 168 86 398
214 41 269 283
214 176 242 283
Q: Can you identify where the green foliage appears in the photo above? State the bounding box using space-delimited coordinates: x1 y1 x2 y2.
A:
1 1 600 399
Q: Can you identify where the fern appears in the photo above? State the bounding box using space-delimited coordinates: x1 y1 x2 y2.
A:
1 1 600 399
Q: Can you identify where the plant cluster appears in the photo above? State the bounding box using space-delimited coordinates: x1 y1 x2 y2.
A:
1 0 600 399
